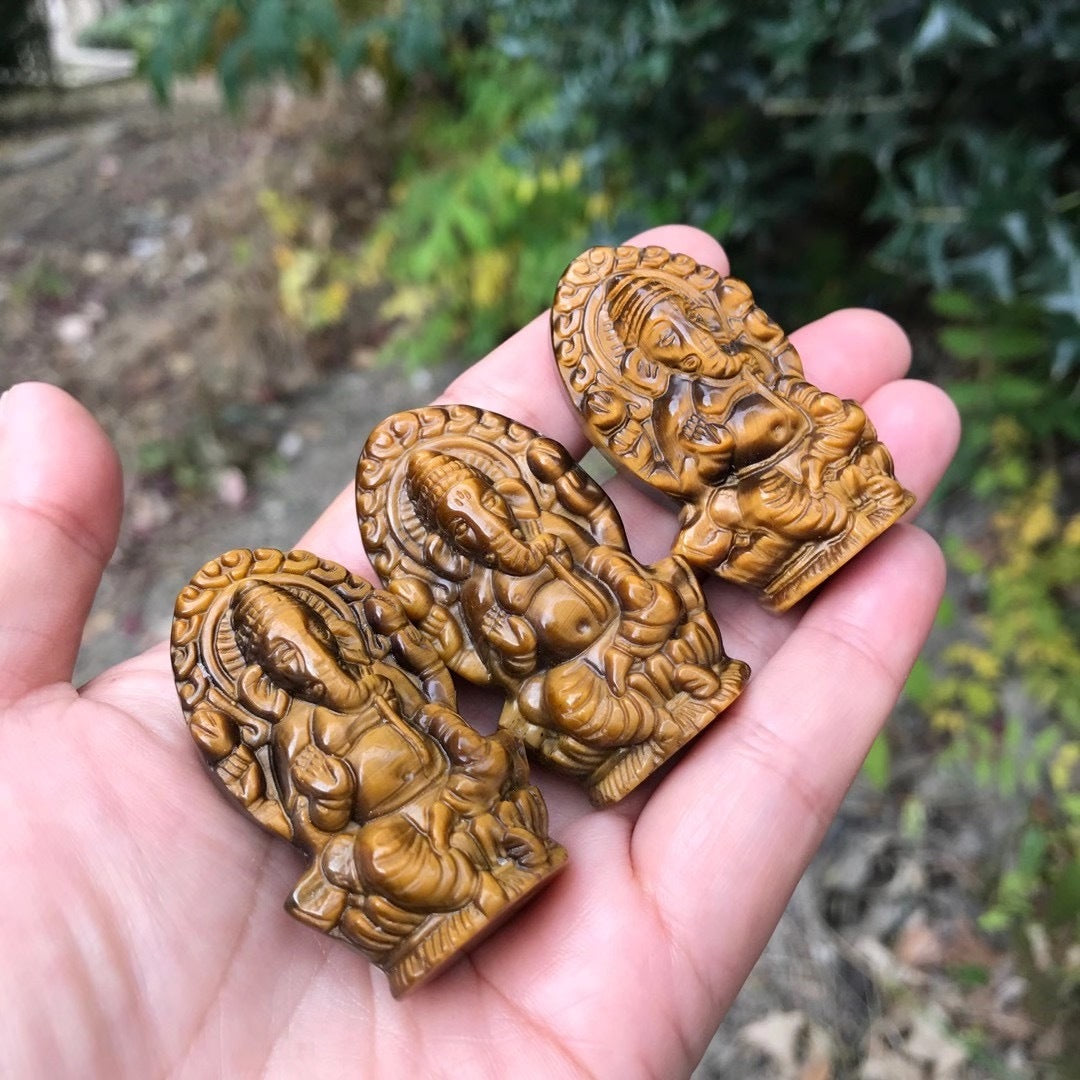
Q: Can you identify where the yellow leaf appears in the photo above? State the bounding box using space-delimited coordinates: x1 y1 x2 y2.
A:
258 188 305 240
943 642 1000 681
309 280 350 328
470 248 513 309
278 250 320 323
1063 514 1080 548
586 192 611 219
560 155 583 188
539 167 560 192
1018 501 1058 548
355 230 394 287
1050 742 1080 793
379 285 437 322
931 708 967 734
515 173 538 205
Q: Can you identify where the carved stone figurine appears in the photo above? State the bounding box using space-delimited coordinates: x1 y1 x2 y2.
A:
551 244 916 611
170 548 566 997
356 406 749 806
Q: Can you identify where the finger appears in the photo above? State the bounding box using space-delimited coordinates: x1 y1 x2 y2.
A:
296 484 377 578
0 383 123 704
862 378 961 507
630 524 945 1010
301 225 730 562
790 308 912 401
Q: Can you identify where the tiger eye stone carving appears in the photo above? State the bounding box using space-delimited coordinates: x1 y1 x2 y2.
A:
356 405 749 806
552 245 916 611
170 548 566 998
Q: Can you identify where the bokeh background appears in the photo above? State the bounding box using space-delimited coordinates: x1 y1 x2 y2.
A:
2 2 1077 1076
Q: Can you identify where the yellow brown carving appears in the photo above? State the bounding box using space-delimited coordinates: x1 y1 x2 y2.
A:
356 406 749 806
170 548 566 997
552 245 916 611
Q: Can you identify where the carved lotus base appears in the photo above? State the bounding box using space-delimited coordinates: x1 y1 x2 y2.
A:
759 482 915 611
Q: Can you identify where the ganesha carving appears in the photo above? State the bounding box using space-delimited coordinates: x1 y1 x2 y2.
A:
356 406 749 806
170 548 566 997
551 245 916 611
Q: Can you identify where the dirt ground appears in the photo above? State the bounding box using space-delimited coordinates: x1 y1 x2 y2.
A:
1 75 457 678
0 76 1064 1080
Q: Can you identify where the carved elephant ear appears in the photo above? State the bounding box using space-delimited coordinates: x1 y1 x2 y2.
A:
170 548 388 838
355 404 629 676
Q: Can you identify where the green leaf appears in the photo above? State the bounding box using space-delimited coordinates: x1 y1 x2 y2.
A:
912 2 997 56
948 964 990 988
903 656 934 706
935 596 957 629
978 908 1011 933
1017 826 1048 877
1048 859 1080 925
862 733 891 792
900 796 927 842
939 326 988 361
985 329 1049 364
931 290 982 320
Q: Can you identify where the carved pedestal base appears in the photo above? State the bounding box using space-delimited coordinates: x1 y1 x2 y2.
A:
675 471 916 611
372 852 568 997
530 658 748 806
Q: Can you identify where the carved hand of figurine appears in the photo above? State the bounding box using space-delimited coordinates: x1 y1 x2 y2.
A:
0 227 959 1078
479 609 537 673
293 742 354 800
525 436 576 484
680 412 719 446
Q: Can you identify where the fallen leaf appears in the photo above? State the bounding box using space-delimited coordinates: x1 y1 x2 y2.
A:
740 1010 833 1080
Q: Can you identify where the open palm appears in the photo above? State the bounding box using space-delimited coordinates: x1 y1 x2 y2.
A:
0 226 959 1078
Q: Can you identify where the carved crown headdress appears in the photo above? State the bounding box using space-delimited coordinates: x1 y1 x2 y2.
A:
604 273 692 345
406 449 493 527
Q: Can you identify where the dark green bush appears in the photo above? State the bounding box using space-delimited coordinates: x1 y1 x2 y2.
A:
143 0 1079 437
0 0 52 88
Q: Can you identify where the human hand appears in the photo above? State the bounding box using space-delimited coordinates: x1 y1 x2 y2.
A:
0 225 958 1078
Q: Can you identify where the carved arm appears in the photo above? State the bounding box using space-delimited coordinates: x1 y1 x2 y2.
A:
291 742 355 834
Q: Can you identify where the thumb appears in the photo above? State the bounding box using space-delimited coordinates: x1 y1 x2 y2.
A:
0 383 122 705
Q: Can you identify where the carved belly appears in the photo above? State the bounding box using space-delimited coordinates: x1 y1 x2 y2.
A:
531 578 608 660
348 724 446 820
727 393 805 470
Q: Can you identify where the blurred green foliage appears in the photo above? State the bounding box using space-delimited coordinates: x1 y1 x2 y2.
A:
140 0 383 104
903 417 1080 991
77 2 173 52
138 0 1079 408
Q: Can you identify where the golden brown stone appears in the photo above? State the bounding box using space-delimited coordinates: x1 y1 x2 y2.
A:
552 244 916 611
171 547 566 997
356 406 749 806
